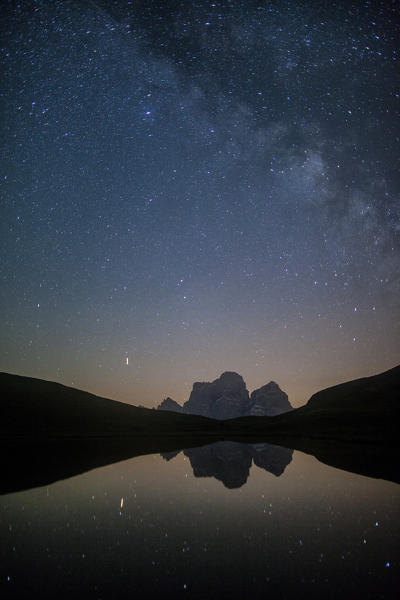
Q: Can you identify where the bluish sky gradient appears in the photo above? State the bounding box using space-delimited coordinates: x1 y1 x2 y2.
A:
1 0 399 407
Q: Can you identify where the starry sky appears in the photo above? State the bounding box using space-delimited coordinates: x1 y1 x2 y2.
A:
1 0 399 408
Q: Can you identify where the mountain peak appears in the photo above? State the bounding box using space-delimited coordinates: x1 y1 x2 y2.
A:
157 372 292 419
157 397 183 412
219 371 244 380
250 381 292 416
183 371 249 419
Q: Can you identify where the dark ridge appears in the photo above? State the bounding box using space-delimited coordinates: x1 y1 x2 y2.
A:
0 372 222 438
223 364 400 445
0 366 399 493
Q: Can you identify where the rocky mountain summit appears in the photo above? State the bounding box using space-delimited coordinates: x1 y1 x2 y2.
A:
157 371 292 419
249 381 292 416
184 371 249 419
156 397 183 413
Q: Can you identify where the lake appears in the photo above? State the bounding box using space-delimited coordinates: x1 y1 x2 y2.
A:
0 440 398 599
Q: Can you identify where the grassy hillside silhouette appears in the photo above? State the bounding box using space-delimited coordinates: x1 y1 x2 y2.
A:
0 372 222 437
1 367 399 493
223 364 400 444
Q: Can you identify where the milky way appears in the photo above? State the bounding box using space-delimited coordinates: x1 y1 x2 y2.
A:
1 0 399 406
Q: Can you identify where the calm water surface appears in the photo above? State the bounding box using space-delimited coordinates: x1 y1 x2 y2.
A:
0 441 398 599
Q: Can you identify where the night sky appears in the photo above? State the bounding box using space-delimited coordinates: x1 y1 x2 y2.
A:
1 0 399 408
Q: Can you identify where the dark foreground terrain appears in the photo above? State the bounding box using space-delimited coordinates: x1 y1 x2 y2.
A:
0 372 223 437
0 366 399 493
223 364 400 443
1 366 399 442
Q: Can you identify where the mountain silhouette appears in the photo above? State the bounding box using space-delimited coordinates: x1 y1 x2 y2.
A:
1 366 398 444
157 397 183 412
184 372 250 419
157 372 293 418
0 365 399 493
223 364 400 444
249 382 292 416
0 372 221 438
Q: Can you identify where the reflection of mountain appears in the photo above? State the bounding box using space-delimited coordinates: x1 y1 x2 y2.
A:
251 442 293 477
161 449 181 462
184 442 253 488
1 366 399 494
182 441 293 488
1 436 398 496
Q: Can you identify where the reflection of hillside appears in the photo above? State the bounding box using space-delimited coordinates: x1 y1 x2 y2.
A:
0 436 214 496
181 441 293 488
2 436 399 496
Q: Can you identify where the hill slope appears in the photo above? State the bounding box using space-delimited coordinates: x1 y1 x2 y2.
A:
0 372 222 438
1 365 399 444
0 367 399 493
223 365 400 444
